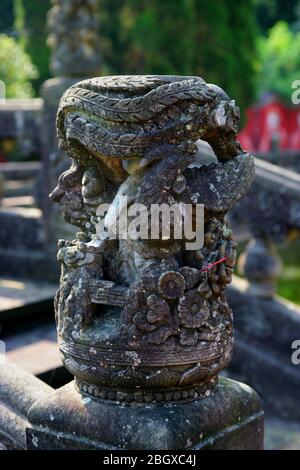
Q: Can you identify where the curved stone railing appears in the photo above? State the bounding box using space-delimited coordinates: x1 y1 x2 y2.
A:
231 157 300 297
228 156 300 420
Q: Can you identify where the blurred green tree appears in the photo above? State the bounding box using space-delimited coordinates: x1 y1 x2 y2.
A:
257 21 300 101
22 0 50 93
1 0 259 110
14 0 26 45
0 0 14 34
255 0 300 33
99 0 258 113
0 0 50 93
99 0 194 75
0 33 38 98
191 0 258 115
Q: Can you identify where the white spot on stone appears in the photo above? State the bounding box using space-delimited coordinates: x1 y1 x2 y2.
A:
186 438 192 448
82 397 92 405
191 193 200 203
125 351 141 367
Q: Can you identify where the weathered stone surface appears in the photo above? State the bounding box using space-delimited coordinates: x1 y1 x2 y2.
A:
0 363 52 449
26 377 263 450
183 153 254 211
33 74 263 450
50 75 255 399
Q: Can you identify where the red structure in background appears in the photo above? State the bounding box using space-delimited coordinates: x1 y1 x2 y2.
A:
238 95 300 153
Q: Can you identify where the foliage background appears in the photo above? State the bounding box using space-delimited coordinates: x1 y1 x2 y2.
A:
1 0 299 111
256 21 300 101
0 0 300 303
0 0 258 112
99 0 258 113
0 33 38 98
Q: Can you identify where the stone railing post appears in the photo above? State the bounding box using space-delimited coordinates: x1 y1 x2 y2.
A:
26 75 263 450
38 0 101 244
238 236 282 297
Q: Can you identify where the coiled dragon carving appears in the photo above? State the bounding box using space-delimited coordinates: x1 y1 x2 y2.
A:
51 75 255 402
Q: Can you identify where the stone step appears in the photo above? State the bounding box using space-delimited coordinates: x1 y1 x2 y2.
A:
0 277 57 325
0 161 41 181
1 196 35 209
0 207 44 250
4 322 61 378
2 318 72 387
0 249 59 282
3 179 34 198
0 278 70 385
0 207 59 281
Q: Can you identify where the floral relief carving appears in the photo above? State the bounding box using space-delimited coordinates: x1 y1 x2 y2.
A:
51 75 254 401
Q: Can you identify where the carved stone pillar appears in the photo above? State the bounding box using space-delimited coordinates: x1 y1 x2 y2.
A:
238 237 282 297
27 75 263 450
39 0 101 244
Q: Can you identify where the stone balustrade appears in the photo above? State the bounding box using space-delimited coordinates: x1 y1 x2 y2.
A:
228 157 300 420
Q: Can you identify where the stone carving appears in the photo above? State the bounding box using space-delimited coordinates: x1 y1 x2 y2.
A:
47 0 101 77
39 0 102 247
51 75 255 402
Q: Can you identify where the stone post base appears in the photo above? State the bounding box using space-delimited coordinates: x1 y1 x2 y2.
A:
26 377 264 450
